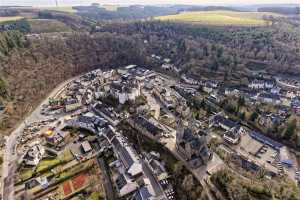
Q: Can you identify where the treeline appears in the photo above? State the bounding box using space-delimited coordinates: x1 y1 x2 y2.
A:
0 8 19 17
98 20 300 77
38 11 92 31
0 19 30 32
0 30 24 59
0 78 6 97
74 5 180 21
258 6 300 15
74 5 241 21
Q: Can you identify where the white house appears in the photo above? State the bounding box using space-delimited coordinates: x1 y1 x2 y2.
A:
249 79 274 90
203 85 213 94
110 80 141 104
286 91 296 99
23 143 45 166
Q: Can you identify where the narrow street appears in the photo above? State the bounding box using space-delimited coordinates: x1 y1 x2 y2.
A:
97 157 115 200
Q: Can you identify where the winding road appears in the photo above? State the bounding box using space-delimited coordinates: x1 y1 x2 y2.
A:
1 76 79 200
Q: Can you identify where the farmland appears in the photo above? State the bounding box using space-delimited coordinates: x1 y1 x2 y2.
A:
28 19 72 33
41 6 77 13
155 11 280 26
102 5 119 11
0 16 23 23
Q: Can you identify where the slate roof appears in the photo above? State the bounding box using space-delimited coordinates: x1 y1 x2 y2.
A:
135 186 152 200
225 126 240 140
134 116 163 136
258 93 280 100
214 115 237 129
111 137 134 169
116 174 127 190
250 131 283 150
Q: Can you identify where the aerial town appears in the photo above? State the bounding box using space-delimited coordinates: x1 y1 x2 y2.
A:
0 61 300 200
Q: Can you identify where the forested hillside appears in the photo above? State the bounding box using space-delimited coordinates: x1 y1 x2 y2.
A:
99 19 300 78
0 30 24 58
0 32 147 135
1 15 300 135
258 6 300 15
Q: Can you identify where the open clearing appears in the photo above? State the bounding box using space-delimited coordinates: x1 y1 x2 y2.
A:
155 11 280 26
102 4 119 11
37 6 76 13
28 19 72 33
0 16 23 23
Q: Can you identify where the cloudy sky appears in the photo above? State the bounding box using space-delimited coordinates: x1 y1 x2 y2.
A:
1 0 300 7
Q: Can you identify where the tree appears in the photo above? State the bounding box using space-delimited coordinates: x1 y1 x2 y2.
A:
182 174 195 191
250 111 259 122
239 112 245 120
0 78 6 96
238 96 245 107
283 119 297 140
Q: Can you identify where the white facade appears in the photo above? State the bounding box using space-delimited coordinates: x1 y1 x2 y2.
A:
203 86 213 94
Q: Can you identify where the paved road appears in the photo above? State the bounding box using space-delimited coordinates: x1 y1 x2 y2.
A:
1 77 79 200
97 157 115 200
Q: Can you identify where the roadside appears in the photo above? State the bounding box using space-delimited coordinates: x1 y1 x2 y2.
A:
1 76 80 200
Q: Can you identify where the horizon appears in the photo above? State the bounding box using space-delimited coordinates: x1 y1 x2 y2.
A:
1 0 300 7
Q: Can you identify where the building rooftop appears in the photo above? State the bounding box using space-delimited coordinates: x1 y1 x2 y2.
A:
134 116 163 136
258 93 280 100
135 186 152 200
250 131 283 150
81 141 92 153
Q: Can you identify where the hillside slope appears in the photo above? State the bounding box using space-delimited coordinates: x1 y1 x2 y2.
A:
0 32 147 135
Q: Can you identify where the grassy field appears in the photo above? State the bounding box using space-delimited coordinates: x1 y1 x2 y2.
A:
0 16 23 23
28 19 72 33
155 11 280 26
102 5 119 11
42 6 77 13
39 5 119 13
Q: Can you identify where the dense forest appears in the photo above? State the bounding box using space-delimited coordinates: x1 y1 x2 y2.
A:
0 31 147 134
0 30 25 59
98 19 300 78
258 6 300 15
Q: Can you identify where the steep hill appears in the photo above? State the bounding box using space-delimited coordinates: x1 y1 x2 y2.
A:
0 32 147 135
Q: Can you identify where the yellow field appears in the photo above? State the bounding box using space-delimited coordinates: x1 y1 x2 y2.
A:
102 4 119 11
155 11 280 26
0 16 24 23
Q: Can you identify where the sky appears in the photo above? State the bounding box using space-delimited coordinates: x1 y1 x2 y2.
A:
1 0 300 7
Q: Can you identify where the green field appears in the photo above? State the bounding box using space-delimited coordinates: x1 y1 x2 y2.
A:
155 11 280 26
102 4 119 11
0 16 24 23
41 6 77 13
28 19 72 33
